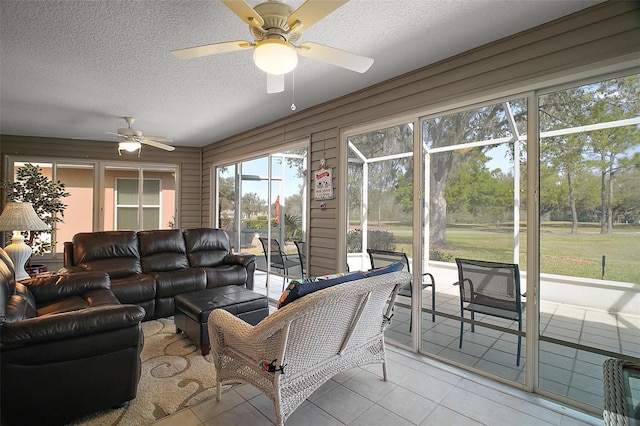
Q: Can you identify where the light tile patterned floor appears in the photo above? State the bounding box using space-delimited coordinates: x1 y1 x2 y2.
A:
252 270 640 413
152 346 601 426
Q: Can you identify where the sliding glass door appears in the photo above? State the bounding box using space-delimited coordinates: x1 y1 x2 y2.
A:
346 122 415 343
419 98 528 383
215 145 308 300
536 73 640 409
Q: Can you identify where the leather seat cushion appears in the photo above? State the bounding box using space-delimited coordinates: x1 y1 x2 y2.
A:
110 275 156 304
153 269 207 298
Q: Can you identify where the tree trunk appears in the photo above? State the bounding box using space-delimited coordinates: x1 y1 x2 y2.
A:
600 169 607 234
567 171 578 235
377 198 382 227
430 151 453 248
606 168 614 234
430 177 448 247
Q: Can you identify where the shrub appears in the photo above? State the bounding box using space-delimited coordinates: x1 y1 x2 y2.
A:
347 229 396 252
429 247 455 262
245 217 269 229
285 214 302 240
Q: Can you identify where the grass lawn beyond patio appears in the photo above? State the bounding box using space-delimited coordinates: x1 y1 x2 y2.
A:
387 222 640 284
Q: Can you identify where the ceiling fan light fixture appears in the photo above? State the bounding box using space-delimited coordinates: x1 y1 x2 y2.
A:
253 39 298 75
118 140 141 153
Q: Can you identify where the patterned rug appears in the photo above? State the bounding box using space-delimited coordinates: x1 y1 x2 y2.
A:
72 317 222 425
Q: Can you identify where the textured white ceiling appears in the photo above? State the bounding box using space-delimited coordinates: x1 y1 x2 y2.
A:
0 0 602 148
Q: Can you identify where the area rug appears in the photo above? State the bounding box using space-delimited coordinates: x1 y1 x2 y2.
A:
72 317 223 425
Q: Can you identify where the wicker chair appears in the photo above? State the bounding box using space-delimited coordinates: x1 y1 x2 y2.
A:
602 358 640 426
208 270 410 426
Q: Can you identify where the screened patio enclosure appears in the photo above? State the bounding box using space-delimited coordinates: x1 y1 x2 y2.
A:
345 72 640 414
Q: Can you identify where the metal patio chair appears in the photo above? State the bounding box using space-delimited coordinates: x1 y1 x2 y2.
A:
293 240 307 279
258 237 301 291
455 258 525 366
367 249 436 328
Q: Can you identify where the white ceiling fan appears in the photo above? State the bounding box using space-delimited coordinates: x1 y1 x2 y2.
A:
171 0 374 93
109 117 175 156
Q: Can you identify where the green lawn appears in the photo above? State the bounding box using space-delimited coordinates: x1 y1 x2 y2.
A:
386 222 640 284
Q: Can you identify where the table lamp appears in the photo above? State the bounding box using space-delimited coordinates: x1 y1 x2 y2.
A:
0 201 50 280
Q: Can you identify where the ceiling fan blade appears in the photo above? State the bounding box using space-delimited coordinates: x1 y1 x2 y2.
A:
220 0 265 29
74 135 117 141
298 42 373 73
143 135 173 143
139 137 175 151
171 40 252 59
267 73 284 94
288 0 348 34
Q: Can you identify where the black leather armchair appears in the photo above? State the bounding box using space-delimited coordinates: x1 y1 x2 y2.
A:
0 247 145 426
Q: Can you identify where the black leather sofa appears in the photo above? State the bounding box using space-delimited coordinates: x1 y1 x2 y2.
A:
62 228 257 320
0 247 145 426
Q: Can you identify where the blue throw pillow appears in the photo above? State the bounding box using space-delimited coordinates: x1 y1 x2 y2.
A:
277 277 312 308
277 271 367 309
365 261 404 277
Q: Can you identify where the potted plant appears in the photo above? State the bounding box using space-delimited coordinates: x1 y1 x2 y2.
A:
1 163 69 271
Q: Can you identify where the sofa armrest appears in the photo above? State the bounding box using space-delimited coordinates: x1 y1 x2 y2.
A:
56 265 87 274
21 271 110 303
1 304 145 349
223 253 256 267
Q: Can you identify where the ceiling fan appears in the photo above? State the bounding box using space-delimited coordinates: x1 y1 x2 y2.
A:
171 0 374 93
109 117 175 156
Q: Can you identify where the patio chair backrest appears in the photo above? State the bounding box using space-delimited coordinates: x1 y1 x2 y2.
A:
367 249 410 273
455 258 522 314
293 240 306 277
367 248 437 324
258 237 287 268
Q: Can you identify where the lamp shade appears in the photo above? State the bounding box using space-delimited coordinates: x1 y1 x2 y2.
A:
253 39 298 75
0 202 50 280
0 202 50 231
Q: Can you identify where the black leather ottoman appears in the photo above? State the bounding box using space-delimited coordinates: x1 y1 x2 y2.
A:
174 286 269 355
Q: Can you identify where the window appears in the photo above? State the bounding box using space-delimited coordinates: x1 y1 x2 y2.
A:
3 157 179 254
115 178 161 230
346 122 414 269
103 165 177 232
5 161 95 254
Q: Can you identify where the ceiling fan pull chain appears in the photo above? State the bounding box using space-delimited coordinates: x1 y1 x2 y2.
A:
291 70 296 111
